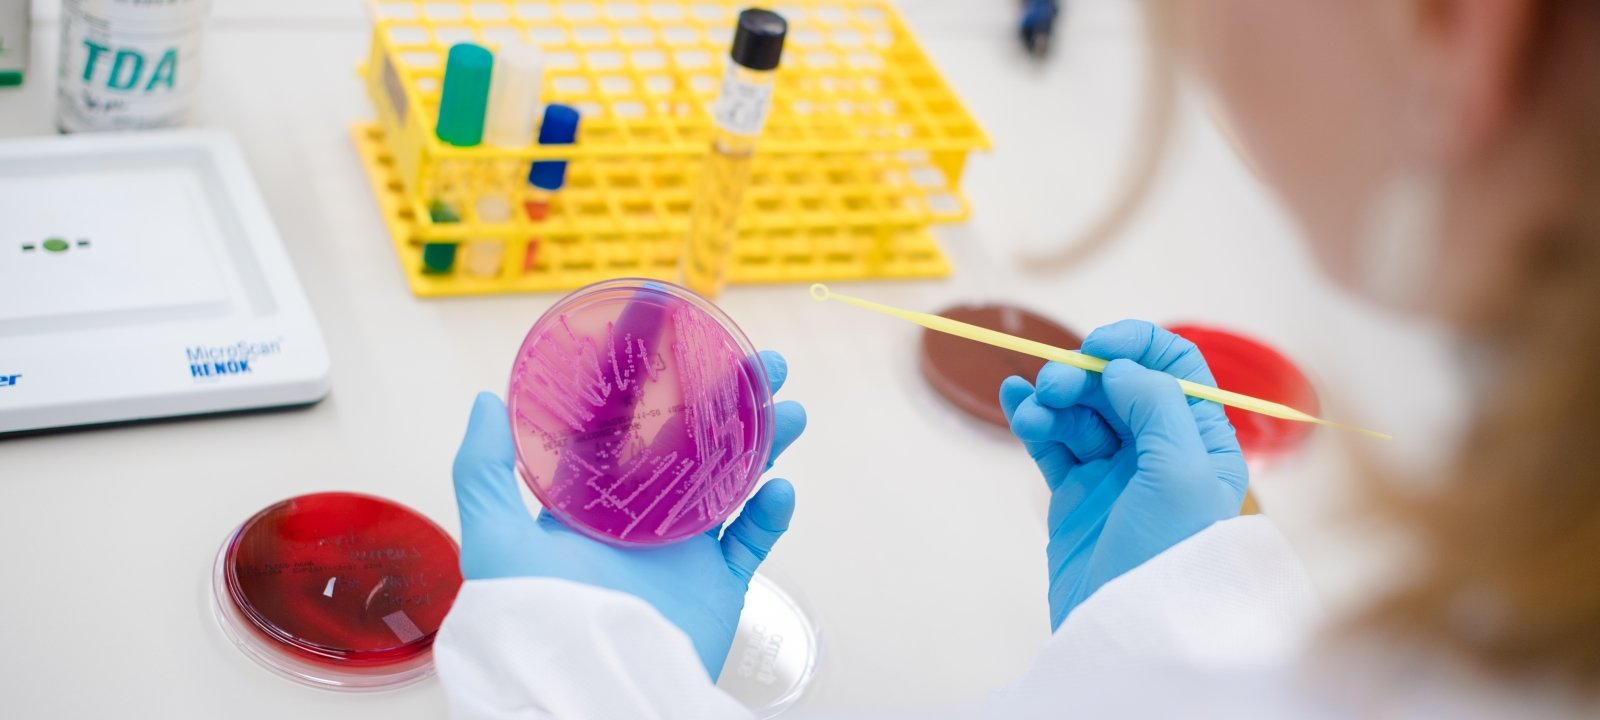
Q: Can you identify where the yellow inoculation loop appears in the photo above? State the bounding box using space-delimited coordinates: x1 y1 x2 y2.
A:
809 284 1392 440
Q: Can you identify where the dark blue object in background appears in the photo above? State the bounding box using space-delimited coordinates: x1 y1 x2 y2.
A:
1020 0 1060 58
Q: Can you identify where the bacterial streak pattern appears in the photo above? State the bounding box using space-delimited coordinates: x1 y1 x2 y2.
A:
511 306 755 539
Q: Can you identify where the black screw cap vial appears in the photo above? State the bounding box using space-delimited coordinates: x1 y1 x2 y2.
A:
730 8 788 71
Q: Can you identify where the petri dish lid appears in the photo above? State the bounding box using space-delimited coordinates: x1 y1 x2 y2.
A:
1167 324 1320 461
507 279 774 546
717 574 822 717
919 304 1082 429
212 492 463 691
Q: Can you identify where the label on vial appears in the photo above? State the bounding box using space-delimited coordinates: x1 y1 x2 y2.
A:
712 66 773 136
57 0 210 133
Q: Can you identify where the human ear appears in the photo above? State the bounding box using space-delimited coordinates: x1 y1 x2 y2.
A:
1409 0 1541 162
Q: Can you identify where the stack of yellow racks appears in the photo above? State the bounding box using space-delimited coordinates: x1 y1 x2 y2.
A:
354 0 990 296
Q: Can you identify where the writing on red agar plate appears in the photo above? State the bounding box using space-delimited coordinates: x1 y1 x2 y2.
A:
212 492 463 690
1168 324 1320 461
508 279 774 546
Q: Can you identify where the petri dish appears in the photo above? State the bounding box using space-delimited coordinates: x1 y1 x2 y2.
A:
1168 324 1320 461
919 304 1082 429
716 574 822 717
507 279 774 546
211 492 463 691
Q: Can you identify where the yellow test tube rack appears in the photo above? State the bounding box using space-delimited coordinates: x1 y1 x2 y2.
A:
355 0 990 296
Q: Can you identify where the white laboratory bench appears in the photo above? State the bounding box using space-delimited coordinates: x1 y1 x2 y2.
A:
0 0 1463 717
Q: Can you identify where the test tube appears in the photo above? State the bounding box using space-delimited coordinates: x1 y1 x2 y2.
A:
464 43 546 278
426 43 493 275
681 9 787 298
522 104 580 273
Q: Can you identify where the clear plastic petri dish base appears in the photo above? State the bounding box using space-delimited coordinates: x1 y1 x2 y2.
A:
717 574 822 717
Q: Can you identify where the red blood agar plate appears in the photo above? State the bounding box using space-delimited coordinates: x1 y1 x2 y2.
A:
211 492 463 690
1167 324 1321 462
919 304 1082 429
507 279 774 546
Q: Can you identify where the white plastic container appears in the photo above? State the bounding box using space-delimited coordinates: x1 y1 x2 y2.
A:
0 0 27 87
57 0 210 133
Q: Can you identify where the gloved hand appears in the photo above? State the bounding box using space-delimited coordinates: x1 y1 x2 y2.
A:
452 350 807 680
1000 320 1247 629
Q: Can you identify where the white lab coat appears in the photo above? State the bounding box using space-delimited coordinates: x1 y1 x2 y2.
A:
434 516 1590 719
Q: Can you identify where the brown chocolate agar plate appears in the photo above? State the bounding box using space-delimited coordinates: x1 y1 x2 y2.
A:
918 304 1083 429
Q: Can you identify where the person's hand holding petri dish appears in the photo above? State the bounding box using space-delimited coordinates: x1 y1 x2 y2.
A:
451 280 807 679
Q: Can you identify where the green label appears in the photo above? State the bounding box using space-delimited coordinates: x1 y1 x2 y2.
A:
82 41 179 93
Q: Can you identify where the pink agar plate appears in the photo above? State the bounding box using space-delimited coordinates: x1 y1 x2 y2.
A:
507 279 774 546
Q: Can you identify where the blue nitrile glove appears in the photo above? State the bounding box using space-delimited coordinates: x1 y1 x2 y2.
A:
999 320 1248 629
451 350 807 680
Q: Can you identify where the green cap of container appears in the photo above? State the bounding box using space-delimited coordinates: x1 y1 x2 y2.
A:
436 43 495 147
